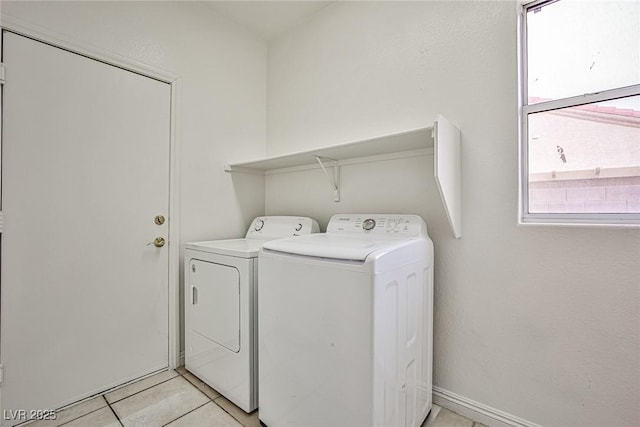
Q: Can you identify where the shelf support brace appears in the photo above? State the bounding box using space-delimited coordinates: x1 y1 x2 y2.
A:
314 155 340 202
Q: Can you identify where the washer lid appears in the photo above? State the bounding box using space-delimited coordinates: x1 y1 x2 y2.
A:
261 234 411 261
185 238 268 258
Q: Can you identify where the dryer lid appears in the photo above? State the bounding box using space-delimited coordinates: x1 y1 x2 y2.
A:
261 234 411 261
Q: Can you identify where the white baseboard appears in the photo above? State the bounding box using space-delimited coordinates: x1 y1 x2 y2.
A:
432 386 543 427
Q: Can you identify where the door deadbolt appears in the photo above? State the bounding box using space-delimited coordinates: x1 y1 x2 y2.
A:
154 215 166 225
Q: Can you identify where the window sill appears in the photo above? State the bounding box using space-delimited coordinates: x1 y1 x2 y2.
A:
518 216 640 229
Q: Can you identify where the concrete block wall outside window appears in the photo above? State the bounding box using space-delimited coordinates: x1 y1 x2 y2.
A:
529 176 640 213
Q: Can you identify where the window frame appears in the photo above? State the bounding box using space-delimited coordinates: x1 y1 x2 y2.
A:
518 0 640 227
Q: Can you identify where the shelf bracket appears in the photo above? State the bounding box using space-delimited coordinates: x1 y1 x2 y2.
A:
314 155 340 202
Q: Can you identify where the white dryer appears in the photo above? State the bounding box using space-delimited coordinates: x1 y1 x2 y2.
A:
184 216 319 413
258 214 434 427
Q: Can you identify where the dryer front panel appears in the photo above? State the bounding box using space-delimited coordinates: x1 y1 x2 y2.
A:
190 260 240 353
184 250 257 412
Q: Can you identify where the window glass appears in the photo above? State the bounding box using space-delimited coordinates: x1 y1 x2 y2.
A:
527 95 640 214
527 0 640 104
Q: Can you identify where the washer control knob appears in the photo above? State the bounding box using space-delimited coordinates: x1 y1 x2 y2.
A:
254 219 265 231
295 223 303 231
362 218 376 231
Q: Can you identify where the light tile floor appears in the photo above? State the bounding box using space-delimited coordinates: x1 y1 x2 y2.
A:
25 369 487 427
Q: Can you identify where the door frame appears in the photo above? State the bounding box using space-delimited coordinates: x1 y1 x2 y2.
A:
0 14 182 370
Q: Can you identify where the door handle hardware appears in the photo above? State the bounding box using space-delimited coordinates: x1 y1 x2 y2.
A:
191 286 198 305
147 237 165 247
154 215 165 225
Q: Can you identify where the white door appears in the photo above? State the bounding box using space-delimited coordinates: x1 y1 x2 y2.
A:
0 32 171 423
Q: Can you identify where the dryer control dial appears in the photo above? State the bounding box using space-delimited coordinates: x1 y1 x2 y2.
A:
254 219 265 231
362 218 376 230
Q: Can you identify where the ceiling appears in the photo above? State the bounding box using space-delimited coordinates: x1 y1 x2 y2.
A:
204 1 333 41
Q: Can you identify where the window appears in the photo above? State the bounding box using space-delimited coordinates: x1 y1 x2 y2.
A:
519 0 640 225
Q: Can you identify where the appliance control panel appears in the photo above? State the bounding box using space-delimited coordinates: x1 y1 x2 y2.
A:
246 216 319 239
326 214 426 237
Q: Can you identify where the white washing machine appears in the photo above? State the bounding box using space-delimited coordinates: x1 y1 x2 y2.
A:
258 214 434 427
184 216 319 413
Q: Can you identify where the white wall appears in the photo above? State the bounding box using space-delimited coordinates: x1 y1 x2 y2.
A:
2 0 267 350
265 2 640 426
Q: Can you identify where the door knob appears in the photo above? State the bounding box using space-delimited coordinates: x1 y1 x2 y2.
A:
148 237 165 247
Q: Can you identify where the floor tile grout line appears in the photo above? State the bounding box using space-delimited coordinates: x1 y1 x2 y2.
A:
22 372 175 426
106 372 211 427
32 389 110 427
179 372 221 402
176 368 251 427
103 395 124 427
159 401 211 427
180 376 248 426
24 371 176 426
105 371 217 427
107 374 180 405
51 404 109 427
212 396 253 427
